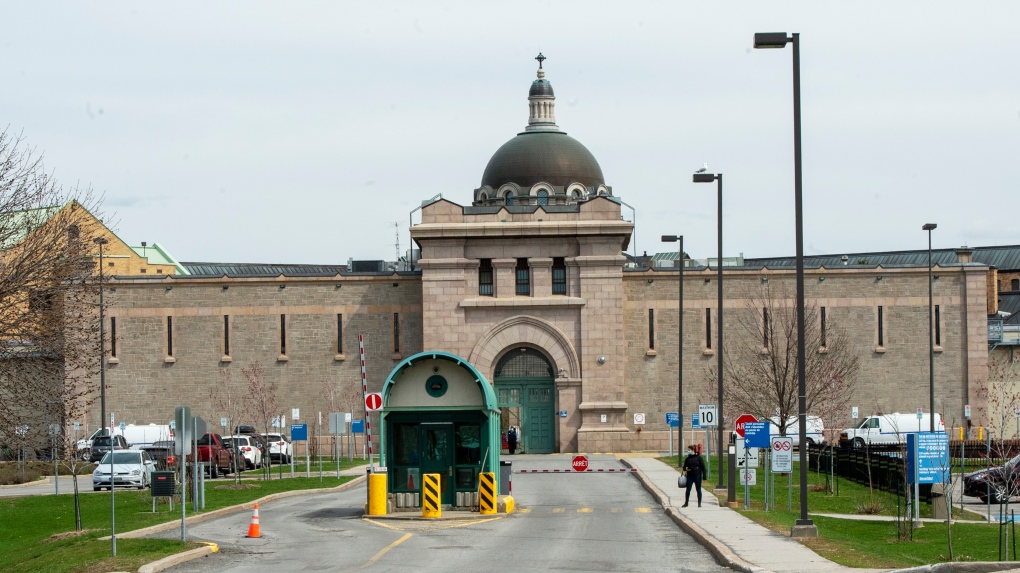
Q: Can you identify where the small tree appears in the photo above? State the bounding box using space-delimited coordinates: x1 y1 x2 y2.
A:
243 361 278 478
979 350 1020 439
322 378 361 461
211 368 253 483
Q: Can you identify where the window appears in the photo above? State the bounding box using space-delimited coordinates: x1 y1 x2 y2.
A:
515 258 530 296
552 257 566 295
762 307 770 348
537 189 548 206
505 191 514 206
934 305 941 346
706 308 712 349
110 317 117 358
479 259 494 296
337 314 344 354
280 314 286 355
1013 279 1019 291
479 191 488 202
224 315 230 356
167 316 173 357
820 307 827 348
571 190 580 201
877 306 884 347
648 309 655 350
393 313 400 353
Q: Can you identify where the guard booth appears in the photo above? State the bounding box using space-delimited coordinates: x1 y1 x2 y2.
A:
381 351 501 506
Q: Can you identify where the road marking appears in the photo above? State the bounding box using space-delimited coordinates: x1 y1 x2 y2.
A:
577 508 592 513
363 518 407 531
359 532 412 569
518 508 532 513
611 508 620 513
552 508 564 513
635 508 651 513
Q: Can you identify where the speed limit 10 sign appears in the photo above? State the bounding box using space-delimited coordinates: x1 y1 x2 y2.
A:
698 404 718 427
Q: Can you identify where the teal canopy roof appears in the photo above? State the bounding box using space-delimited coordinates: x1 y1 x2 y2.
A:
383 351 498 412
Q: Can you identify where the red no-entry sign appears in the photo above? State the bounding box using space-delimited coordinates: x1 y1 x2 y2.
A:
734 414 758 438
571 455 589 472
365 393 383 412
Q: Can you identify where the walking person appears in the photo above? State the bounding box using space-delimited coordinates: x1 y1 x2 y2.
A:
507 426 518 455
682 445 704 507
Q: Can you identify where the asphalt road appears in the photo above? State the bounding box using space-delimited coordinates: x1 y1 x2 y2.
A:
163 454 728 572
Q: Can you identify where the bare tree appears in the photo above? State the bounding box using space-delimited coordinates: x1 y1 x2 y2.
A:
709 277 861 438
322 378 361 460
978 350 1020 439
243 361 279 478
211 368 253 483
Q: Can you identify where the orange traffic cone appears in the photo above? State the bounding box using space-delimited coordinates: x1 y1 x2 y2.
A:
246 503 261 538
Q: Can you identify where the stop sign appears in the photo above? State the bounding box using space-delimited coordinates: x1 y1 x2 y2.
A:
365 393 383 411
734 414 758 438
571 455 589 472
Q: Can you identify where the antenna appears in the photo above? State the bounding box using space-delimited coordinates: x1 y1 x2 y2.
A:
394 222 401 265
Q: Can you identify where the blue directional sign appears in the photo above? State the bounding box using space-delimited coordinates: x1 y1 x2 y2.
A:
666 412 680 428
743 422 770 448
907 432 949 484
290 424 308 441
351 420 365 434
692 413 700 429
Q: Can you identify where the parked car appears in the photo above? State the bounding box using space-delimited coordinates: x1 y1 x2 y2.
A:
964 454 1020 503
113 424 173 449
769 416 825 446
234 425 258 436
89 435 129 463
260 433 292 463
93 450 156 490
75 428 107 460
186 433 236 478
223 435 262 470
139 440 177 470
841 413 944 449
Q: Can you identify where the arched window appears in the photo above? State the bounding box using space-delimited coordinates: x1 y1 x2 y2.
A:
570 190 580 201
495 347 552 378
505 191 514 206
479 191 488 202
537 190 548 206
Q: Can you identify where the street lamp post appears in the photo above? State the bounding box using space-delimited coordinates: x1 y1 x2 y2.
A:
923 223 937 432
694 172 725 489
661 234 684 467
754 31 816 536
94 237 109 437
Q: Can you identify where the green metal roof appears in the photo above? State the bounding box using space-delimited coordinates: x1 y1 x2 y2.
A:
0 205 63 249
130 242 190 275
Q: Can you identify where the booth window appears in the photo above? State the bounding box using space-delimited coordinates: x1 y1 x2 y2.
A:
455 423 481 489
110 317 117 358
479 259 493 296
552 257 566 295
515 258 530 296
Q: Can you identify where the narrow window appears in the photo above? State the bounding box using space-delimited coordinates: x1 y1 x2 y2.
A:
552 257 566 295
393 313 400 353
820 307 827 348
224 315 230 356
479 259 494 296
934 305 941 346
537 189 548 206
648 309 655 350
505 191 515 206
515 258 530 296
706 308 713 349
337 314 344 354
762 307 770 348
1013 278 1019 291
280 314 286 356
110 317 117 358
877 306 884 347
167 316 173 357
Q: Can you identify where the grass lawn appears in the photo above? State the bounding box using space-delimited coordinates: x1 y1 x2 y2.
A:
2 475 355 573
659 455 1007 567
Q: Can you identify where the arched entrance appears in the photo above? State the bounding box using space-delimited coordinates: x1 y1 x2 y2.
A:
495 347 556 454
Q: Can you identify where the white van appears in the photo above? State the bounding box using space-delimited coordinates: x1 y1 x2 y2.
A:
769 416 825 446
114 424 173 449
842 413 944 448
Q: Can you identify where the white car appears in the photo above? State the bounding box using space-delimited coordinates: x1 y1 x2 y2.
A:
261 433 292 463
93 450 155 491
224 435 262 469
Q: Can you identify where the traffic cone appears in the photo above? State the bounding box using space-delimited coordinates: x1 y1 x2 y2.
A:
246 503 261 538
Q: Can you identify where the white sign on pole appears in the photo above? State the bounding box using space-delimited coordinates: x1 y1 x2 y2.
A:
771 436 793 473
851 406 859 420
73 422 81 432
633 413 646 425
698 404 718 427
735 438 759 468
917 407 924 419
318 411 322 426
292 408 300 421
344 412 352 423
220 417 228 428
1014 407 1020 420
739 469 757 485
965 404 971 418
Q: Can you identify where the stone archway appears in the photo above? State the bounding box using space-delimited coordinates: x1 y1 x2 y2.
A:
468 315 580 380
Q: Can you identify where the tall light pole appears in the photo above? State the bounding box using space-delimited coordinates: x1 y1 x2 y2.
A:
94 237 109 436
923 223 937 432
754 31 815 536
694 171 725 488
661 235 683 467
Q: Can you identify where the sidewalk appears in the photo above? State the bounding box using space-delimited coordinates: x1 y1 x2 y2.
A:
624 456 886 573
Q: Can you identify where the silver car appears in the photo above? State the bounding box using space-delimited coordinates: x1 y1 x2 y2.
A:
93 450 155 491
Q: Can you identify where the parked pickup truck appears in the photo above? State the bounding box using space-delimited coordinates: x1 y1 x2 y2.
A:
186 433 236 478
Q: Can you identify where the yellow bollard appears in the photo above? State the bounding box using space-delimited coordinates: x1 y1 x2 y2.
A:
422 473 442 518
479 472 496 515
979 426 984 441
959 426 964 440
368 473 387 516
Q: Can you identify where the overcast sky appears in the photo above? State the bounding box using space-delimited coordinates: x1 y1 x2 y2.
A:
3 2 1017 265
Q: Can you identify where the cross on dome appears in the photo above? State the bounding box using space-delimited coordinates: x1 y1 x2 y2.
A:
535 52 546 69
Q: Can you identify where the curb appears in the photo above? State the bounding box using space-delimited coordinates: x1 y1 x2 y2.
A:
886 564 1020 573
0 476 53 489
137 542 218 573
621 459 768 573
106 475 365 540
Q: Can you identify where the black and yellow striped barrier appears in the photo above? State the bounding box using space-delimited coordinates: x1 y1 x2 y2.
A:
422 473 441 518
479 472 496 515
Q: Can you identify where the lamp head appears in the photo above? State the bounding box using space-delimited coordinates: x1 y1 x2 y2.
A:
661 235 680 243
692 173 716 183
922 223 937 231
754 33 790 49
93 237 109 245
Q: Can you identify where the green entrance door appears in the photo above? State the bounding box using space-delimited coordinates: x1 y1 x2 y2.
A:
495 348 556 454
420 422 454 504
